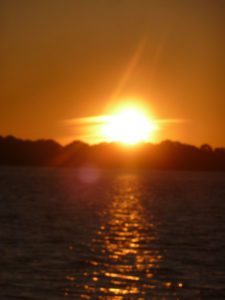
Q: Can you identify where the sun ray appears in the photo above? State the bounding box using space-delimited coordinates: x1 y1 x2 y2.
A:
63 110 188 145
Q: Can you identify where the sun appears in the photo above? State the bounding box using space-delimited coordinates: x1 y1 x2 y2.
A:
102 109 156 144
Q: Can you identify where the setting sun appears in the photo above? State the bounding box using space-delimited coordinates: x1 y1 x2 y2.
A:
102 109 156 144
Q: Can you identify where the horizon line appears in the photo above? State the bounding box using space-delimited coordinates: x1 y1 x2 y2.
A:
1 134 224 150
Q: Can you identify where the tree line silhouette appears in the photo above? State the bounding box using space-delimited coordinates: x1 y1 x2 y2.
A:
0 135 225 171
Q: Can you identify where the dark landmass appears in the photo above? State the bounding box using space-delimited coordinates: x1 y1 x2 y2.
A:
0 135 225 171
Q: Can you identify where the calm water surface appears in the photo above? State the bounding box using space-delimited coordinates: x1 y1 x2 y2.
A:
0 167 225 299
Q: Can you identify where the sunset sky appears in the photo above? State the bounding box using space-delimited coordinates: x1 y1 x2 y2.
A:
1 0 225 147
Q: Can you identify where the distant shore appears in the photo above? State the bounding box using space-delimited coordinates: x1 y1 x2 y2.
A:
0 135 225 171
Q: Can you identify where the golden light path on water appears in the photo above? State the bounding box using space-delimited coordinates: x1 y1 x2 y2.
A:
65 173 182 299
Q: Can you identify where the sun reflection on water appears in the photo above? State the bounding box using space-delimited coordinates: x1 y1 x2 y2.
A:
65 173 166 298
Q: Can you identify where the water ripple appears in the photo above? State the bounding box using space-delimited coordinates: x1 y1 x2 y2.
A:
66 174 166 298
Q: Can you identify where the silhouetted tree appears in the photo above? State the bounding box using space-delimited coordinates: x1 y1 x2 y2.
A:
200 144 213 152
0 135 225 171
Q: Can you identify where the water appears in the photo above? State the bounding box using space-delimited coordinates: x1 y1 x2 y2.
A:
0 167 225 299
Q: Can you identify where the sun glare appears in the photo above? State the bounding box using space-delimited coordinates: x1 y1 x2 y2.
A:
102 109 156 145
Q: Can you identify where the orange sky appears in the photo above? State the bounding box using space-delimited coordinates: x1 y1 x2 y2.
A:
1 0 225 147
